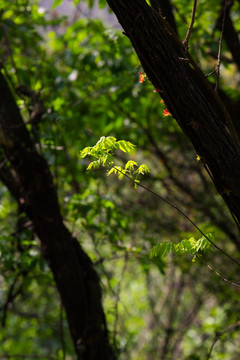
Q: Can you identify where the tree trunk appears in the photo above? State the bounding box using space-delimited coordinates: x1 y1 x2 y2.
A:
0 71 116 360
107 0 240 232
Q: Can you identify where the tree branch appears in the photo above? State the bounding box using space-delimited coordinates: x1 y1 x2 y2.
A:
182 0 197 51
215 0 227 91
216 0 240 71
207 320 240 360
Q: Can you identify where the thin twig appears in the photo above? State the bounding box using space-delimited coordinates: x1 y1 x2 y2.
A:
196 256 240 288
207 320 240 360
112 166 240 267
204 67 217 78
215 0 227 91
182 0 197 50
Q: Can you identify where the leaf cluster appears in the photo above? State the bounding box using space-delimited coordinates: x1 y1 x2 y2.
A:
80 136 150 186
149 234 214 262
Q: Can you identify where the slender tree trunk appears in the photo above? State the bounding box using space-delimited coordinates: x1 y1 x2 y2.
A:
0 71 116 360
107 0 240 233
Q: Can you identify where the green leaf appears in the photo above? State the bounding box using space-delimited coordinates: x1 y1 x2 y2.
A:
149 242 175 259
101 153 113 166
136 164 150 175
150 234 213 261
52 0 63 9
115 140 135 153
94 136 106 151
175 238 196 255
134 179 140 189
86 160 100 170
112 166 124 179
80 147 93 158
99 0 107 8
107 167 118 176
104 136 117 150
194 236 212 252
125 160 138 171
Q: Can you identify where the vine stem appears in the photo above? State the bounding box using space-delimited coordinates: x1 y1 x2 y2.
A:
112 166 240 267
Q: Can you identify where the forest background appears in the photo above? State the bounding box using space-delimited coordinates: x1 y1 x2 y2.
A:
0 0 240 359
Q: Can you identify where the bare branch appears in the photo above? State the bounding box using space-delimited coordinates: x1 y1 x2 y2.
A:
182 0 197 51
207 320 240 360
215 0 227 91
197 256 240 289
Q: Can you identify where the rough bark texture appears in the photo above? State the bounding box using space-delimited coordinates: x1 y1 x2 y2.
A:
107 0 240 231
0 71 116 360
150 0 178 35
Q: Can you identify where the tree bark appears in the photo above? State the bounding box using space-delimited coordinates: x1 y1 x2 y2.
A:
150 0 178 35
106 0 240 232
0 71 116 360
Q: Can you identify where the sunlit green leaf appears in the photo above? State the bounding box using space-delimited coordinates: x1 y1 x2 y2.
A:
52 0 63 9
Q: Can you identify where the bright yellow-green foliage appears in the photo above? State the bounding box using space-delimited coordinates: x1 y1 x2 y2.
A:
80 136 150 186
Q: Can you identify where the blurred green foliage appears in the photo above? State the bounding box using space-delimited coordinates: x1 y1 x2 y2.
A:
0 0 240 359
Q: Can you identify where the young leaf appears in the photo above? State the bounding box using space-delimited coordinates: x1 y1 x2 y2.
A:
113 166 125 179
107 167 117 176
115 140 135 153
149 242 175 260
86 160 100 170
136 164 150 175
150 234 213 261
125 160 138 171
175 238 196 255
194 236 211 252
94 136 106 151
102 153 113 166
104 136 117 150
80 147 92 158
134 179 140 189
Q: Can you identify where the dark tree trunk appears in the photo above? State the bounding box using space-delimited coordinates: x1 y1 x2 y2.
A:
150 0 178 36
0 71 116 360
106 0 240 234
